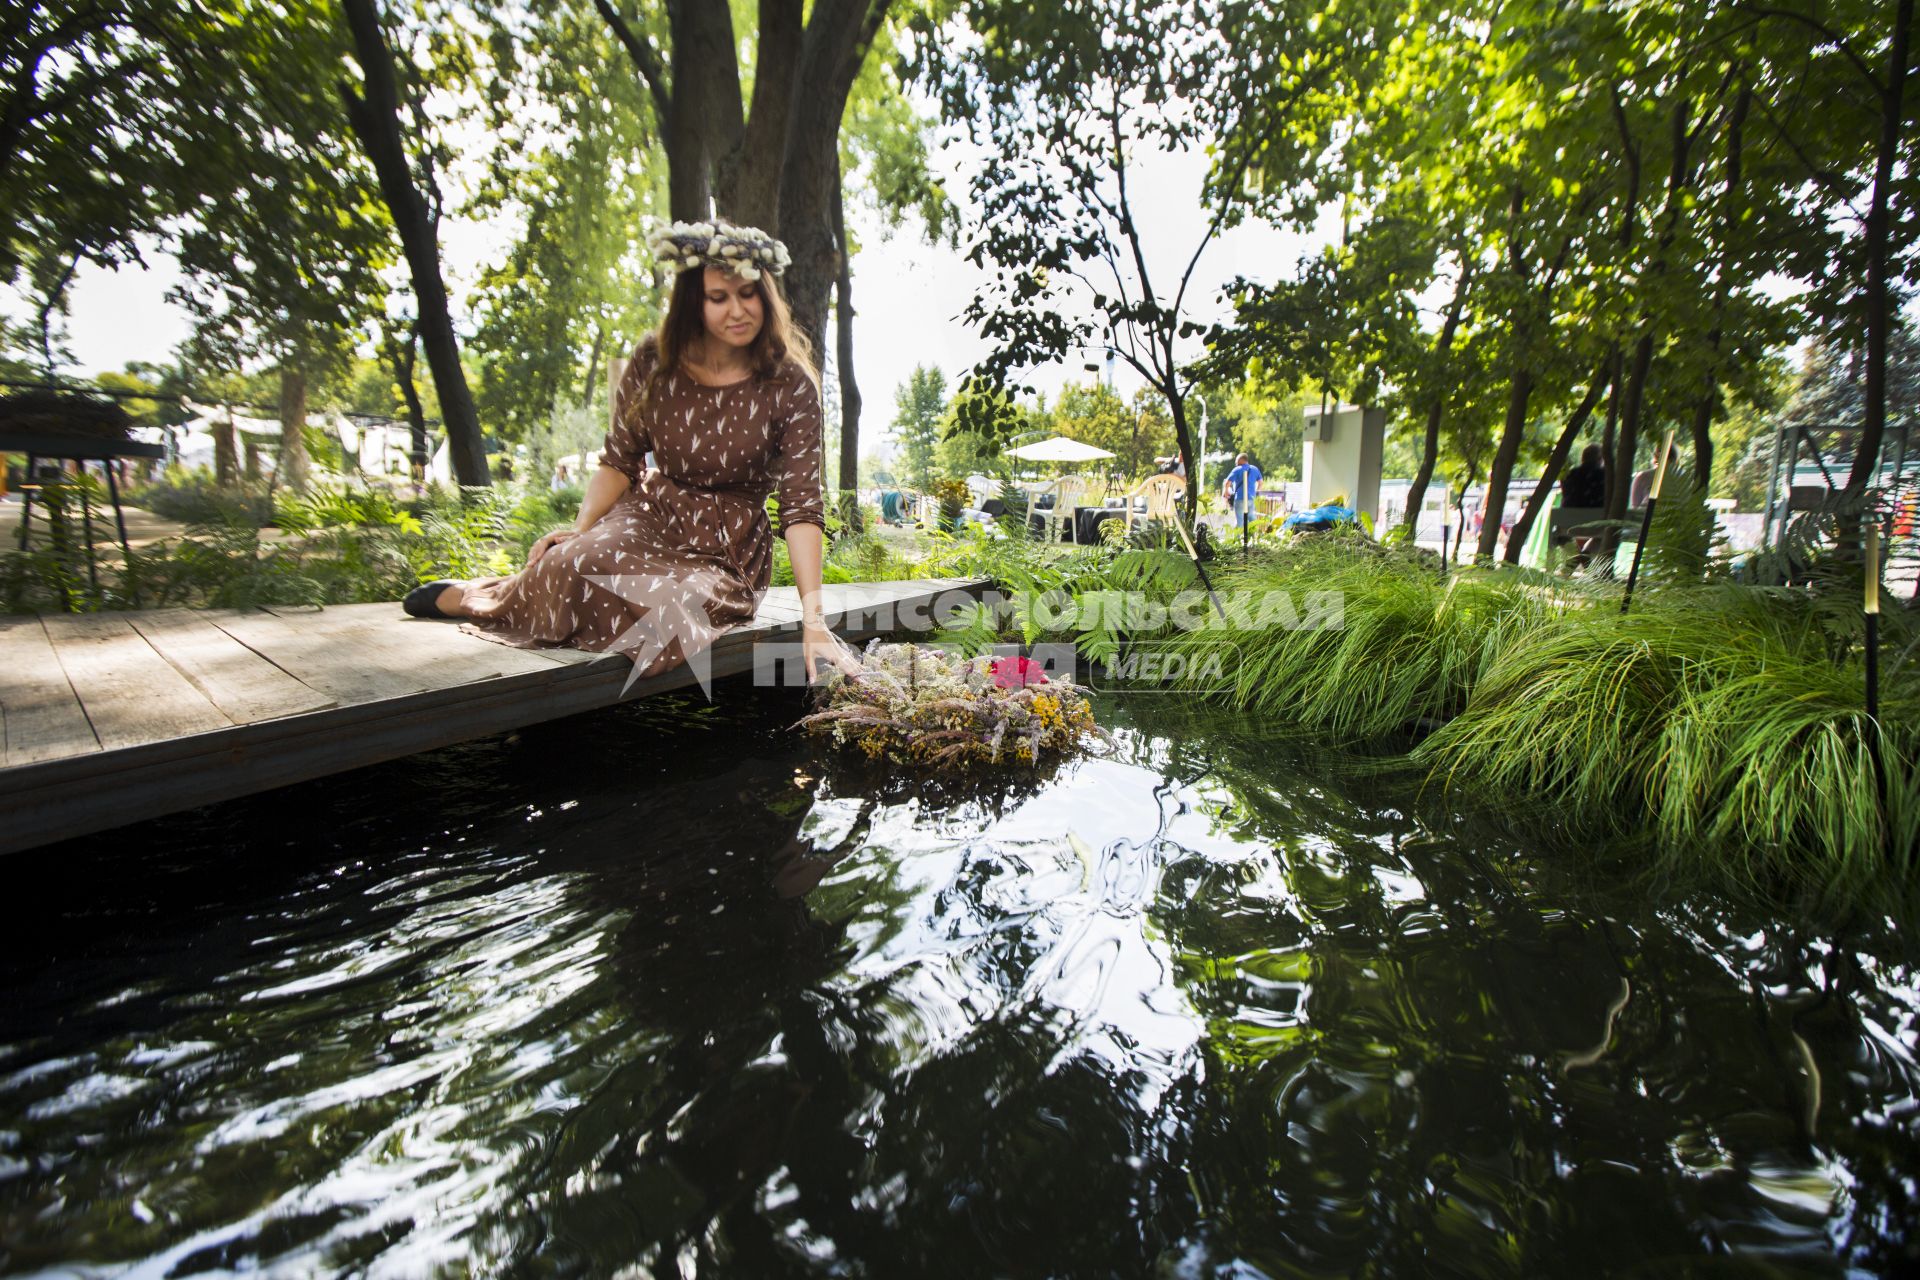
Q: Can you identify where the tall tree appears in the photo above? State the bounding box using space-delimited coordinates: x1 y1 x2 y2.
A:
1734 0 1917 498
891 364 946 491
2 0 251 368
168 1 393 492
337 0 488 484
919 0 1390 521
467 2 663 441
826 31 957 503
592 0 894 361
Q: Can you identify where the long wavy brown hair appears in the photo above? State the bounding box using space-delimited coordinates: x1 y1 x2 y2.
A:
629 228 818 419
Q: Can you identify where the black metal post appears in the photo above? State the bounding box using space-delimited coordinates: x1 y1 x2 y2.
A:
1620 496 1658 614
77 464 99 593
16 452 36 550
1866 609 1887 842
103 461 131 556
104 461 138 607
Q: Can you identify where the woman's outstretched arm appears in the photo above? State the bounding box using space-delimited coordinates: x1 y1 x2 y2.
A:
785 521 856 683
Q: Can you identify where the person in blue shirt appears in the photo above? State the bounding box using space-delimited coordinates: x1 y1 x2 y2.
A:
1221 453 1263 533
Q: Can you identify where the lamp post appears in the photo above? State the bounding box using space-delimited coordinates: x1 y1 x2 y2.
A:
1620 429 1674 615
1866 523 1887 832
1196 398 1208 497
1866 523 1881 719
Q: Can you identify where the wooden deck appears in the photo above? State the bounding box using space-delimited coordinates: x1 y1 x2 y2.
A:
0 578 990 854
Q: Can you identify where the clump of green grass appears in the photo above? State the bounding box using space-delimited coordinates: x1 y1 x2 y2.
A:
1409 584 1917 896
1156 540 1561 740
1118 540 1917 897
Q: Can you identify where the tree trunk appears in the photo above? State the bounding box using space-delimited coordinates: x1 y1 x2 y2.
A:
338 0 489 486
667 0 745 221
717 0 803 230
278 364 309 494
1452 459 1480 563
1609 96 1701 519
1398 257 1474 537
1600 346 1622 512
582 322 607 409
776 0 890 361
214 404 238 487
1166 390 1200 524
1689 83 1751 488
1846 0 1912 496
387 325 428 480
1503 361 1608 564
1610 332 1655 518
832 175 861 520
1477 366 1536 562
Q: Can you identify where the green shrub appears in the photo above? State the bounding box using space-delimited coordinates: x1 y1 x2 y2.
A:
127 467 273 527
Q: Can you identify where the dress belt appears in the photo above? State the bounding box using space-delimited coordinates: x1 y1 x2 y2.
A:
646 470 763 501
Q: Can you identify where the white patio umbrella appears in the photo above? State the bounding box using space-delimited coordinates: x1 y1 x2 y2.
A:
1005 436 1115 463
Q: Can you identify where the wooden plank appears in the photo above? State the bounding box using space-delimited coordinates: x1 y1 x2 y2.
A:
218 605 567 706
45 613 232 751
3 599 804 793
130 609 336 724
0 578 994 852
755 594 806 624
0 578 986 786
0 616 99 766
0 627 793 854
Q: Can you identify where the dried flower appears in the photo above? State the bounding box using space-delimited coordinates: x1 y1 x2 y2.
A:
793 643 1103 772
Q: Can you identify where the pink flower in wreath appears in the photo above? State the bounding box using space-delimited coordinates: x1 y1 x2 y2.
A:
989 655 1049 689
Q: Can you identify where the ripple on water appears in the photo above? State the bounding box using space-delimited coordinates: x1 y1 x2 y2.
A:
0 691 1915 1277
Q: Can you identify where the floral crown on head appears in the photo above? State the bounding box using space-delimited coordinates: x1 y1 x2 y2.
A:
646 219 791 281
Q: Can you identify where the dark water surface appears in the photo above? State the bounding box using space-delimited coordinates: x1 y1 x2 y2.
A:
2 688 1916 1277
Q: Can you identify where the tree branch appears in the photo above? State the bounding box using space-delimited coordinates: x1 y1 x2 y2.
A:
1733 3 1885 95
592 0 670 127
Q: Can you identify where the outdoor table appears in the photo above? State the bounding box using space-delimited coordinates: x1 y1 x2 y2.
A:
2 429 167 598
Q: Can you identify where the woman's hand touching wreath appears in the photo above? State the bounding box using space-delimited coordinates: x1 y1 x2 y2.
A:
802 619 862 684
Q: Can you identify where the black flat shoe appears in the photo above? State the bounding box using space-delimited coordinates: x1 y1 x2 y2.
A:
403 580 458 619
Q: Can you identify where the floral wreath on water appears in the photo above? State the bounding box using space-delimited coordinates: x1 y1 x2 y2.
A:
646 219 792 280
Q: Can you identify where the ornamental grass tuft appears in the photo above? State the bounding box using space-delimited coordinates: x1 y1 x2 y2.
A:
1154 539 1561 739
1131 539 1916 892
1415 585 1919 897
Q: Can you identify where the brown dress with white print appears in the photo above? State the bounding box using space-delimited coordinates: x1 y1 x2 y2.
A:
457 339 826 677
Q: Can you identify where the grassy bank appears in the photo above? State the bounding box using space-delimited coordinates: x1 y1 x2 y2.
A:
1146 539 1916 900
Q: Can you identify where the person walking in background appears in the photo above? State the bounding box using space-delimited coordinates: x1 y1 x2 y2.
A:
1562 444 1606 509
1222 453 1262 535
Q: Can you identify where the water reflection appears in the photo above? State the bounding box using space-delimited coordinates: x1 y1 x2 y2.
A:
0 690 1915 1276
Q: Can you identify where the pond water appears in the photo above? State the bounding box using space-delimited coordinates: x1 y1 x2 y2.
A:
2 687 1916 1277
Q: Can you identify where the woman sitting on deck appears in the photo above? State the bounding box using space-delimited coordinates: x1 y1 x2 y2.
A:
403 219 860 685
